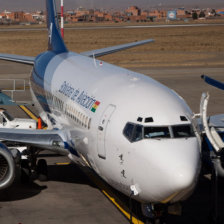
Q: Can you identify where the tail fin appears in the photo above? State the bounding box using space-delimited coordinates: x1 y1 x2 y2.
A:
46 0 67 53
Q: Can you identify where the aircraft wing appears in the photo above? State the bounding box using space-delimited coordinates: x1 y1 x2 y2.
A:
80 39 154 58
0 53 35 65
201 75 224 90
209 114 224 128
0 128 78 156
0 39 154 63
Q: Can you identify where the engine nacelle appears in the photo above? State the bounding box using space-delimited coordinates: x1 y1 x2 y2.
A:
0 143 16 190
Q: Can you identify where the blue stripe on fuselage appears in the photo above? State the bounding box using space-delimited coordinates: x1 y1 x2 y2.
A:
30 0 69 120
43 52 74 92
64 142 79 157
31 51 77 116
32 51 56 88
31 51 56 112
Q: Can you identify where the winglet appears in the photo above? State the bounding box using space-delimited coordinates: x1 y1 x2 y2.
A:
46 0 68 53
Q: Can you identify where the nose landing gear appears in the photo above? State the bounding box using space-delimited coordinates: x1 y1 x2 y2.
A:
140 203 168 224
209 154 223 224
37 159 48 181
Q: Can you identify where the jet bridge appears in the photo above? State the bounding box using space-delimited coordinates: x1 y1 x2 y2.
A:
0 79 32 105
198 91 224 224
200 92 224 177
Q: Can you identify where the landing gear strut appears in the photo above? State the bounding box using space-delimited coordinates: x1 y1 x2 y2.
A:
210 154 222 224
20 147 48 182
141 203 167 224
37 159 48 181
20 159 31 183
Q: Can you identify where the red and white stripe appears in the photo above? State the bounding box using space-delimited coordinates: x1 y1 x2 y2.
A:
60 0 64 39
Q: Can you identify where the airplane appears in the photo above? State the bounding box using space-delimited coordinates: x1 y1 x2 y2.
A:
0 0 201 221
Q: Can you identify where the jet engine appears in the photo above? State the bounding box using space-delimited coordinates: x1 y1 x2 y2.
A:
0 143 16 190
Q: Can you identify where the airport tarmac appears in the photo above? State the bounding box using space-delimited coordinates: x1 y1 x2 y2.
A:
0 23 223 32
0 61 223 224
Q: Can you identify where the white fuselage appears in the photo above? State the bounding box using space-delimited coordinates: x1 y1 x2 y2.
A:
31 52 201 204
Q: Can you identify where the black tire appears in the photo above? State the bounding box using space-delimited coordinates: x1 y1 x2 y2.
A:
20 160 30 183
145 220 154 224
37 159 48 181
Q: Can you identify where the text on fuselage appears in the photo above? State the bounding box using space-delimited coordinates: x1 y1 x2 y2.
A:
59 81 100 112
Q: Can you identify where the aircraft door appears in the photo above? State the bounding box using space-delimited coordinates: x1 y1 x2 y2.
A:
97 104 116 159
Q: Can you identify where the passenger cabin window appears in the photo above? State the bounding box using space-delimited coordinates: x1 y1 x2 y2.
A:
144 126 170 139
172 125 195 138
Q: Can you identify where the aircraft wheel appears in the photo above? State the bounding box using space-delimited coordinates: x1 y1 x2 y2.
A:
21 159 30 183
145 219 166 224
37 159 48 181
145 220 153 224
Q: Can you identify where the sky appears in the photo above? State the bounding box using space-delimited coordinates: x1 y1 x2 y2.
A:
0 0 223 11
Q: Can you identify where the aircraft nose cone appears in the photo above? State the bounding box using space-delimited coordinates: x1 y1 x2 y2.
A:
173 166 196 191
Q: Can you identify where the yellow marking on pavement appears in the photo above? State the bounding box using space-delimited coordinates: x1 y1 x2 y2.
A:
102 190 144 224
80 166 144 223
55 162 70 165
19 105 38 122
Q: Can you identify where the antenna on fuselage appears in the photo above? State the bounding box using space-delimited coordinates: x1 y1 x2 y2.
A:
60 0 64 39
93 53 97 68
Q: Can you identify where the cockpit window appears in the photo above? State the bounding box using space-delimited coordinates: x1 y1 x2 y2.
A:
123 123 143 142
123 123 135 142
180 116 188 121
123 123 195 143
133 125 143 142
145 117 154 123
144 126 170 139
172 125 195 138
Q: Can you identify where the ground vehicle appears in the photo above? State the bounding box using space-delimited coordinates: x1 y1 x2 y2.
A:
0 108 36 129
